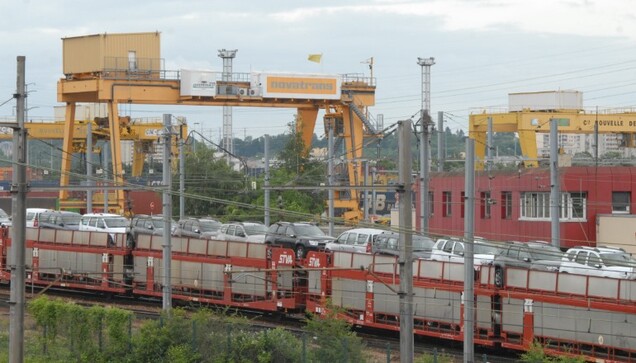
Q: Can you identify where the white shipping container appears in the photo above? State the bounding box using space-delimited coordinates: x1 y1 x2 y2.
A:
509 90 583 112
180 70 218 97
54 103 108 121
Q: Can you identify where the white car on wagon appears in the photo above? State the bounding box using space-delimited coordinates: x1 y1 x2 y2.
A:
325 228 386 254
430 237 505 269
26 208 53 228
79 213 129 245
559 246 636 280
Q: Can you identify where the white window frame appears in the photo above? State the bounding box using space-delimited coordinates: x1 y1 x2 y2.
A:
519 191 587 222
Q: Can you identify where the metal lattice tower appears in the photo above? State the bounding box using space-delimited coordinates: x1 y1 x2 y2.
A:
218 49 237 164
417 57 435 234
417 57 435 121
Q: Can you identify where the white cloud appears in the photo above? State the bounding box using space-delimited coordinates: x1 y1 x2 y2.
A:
270 0 636 39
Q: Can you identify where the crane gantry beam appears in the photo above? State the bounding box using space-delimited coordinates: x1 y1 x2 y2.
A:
469 109 636 169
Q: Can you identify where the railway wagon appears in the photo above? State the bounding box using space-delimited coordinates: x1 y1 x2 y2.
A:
313 252 498 345
131 234 303 312
3 227 131 294
1 227 307 313
307 250 636 362
483 265 636 361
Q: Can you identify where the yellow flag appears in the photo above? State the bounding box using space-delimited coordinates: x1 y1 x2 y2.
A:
308 54 322 63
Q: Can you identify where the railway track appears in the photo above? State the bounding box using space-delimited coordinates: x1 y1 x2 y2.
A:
0 285 521 362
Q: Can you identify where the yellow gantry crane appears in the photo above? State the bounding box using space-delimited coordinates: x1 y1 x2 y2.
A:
470 109 636 169
7 118 179 176
57 32 376 217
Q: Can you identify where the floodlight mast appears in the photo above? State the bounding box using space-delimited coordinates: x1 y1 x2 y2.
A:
417 57 435 234
218 49 238 165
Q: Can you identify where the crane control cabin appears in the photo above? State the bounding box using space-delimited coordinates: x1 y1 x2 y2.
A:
469 91 636 169
58 32 377 217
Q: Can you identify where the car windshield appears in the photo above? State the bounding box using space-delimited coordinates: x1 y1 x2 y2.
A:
103 217 129 228
294 224 325 237
62 214 81 225
474 243 503 255
603 252 636 267
199 220 221 232
529 246 563 261
0 209 8 218
151 220 164 228
244 224 267 235
413 236 435 251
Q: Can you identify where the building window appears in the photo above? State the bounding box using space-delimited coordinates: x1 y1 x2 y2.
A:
501 191 512 219
460 192 465 218
612 192 631 214
442 191 452 217
569 192 587 218
480 191 491 219
520 192 587 221
428 191 434 217
521 192 550 219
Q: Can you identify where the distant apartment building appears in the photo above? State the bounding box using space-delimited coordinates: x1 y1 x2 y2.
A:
537 133 636 158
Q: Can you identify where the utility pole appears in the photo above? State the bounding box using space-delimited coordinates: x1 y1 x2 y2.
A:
87 119 93 212
328 122 335 236
9 55 27 363
464 138 475 363
398 120 414 363
487 117 494 174
437 111 445 172
550 118 561 249
371 166 377 217
417 57 434 234
103 142 109 212
364 161 369 221
179 125 185 220
218 49 238 165
264 134 270 226
162 114 173 313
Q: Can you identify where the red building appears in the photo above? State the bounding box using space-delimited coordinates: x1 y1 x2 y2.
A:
420 166 635 249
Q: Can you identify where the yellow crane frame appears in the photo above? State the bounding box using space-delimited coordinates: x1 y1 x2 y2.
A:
469 109 636 169
9 119 180 175
58 72 375 216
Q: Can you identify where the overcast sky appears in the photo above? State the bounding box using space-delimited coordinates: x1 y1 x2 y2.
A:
1 0 635 141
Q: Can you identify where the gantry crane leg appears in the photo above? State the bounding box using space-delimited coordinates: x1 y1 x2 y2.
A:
59 103 76 202
132 141 145 177
107 101 125 214
340 105 364 221
296 108 319 155
473 131 487 170
518 130 539 168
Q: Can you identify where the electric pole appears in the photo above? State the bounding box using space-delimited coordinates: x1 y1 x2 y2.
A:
162 114 173 313
398 120 414 363
9 55 27 363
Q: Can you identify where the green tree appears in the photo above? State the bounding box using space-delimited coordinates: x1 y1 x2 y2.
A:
269 123 326 221
175 144 247 218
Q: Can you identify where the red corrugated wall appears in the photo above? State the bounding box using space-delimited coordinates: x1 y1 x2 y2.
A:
420 166 631 249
